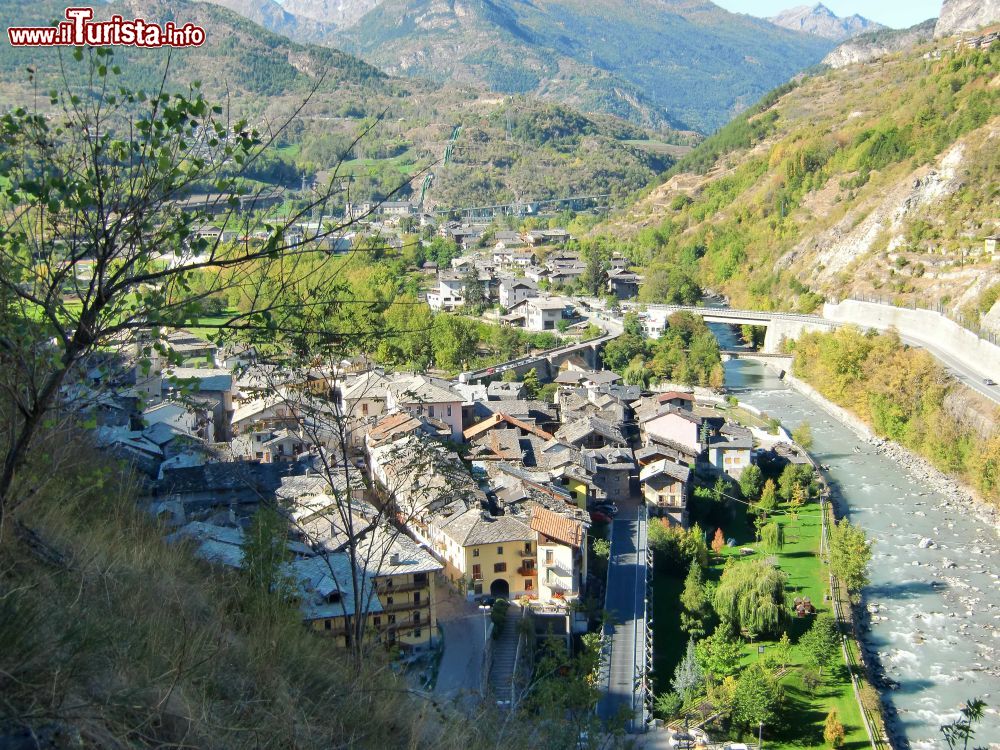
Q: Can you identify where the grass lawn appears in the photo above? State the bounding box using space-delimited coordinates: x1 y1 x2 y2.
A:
656 494 869 748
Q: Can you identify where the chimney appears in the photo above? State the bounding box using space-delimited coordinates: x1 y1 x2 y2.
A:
389 553 400 566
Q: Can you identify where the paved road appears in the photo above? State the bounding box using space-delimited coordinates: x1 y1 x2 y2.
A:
434 588 487 706
597 505 648 732
897 332 1000 405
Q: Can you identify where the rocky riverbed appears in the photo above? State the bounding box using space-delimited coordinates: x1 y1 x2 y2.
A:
721 351 1000 749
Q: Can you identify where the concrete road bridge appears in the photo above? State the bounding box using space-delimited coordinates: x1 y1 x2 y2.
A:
622 303 838 353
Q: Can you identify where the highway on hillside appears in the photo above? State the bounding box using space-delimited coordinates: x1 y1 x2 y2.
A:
576 296 1000 406
897 332 1000 406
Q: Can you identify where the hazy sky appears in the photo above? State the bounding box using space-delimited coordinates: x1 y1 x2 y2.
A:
712 0 941 29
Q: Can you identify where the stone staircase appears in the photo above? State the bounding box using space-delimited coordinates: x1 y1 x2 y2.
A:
488 604 522 705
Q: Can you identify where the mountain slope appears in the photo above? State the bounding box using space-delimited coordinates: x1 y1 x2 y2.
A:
601 30 1000 333
822 19 936 68
312 0 835 133
935 0 1000 37
768 3 884 41
0 0 676 208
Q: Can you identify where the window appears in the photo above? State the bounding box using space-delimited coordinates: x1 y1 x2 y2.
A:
324 619 332 630
447 405 452 417
413 572 428 584
524 541 532 553
361 403 368 416
414 591 421 604
387 596 394 606
388 615 396 624
523 560 535 570
428 405 435 418
525 579 533 591
413 629 422 638
472 564 482 580
413 611 421 623
494 562 507 573
374 617 381 626
497 546 504 555
545 549 554 565
472 548 480 558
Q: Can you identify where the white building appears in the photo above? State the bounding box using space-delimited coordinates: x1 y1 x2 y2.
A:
498 277 538 310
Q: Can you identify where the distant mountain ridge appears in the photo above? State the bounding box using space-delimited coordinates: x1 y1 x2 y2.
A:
200 0 835 134
768 3 884 41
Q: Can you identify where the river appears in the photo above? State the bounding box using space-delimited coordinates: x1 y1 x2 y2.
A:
711 323 1000 748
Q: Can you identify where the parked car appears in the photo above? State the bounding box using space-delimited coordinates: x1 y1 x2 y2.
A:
592 502 619 516
589 511 612 524
985 378 997 386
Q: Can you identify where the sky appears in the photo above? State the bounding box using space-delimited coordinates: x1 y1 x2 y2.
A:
712 0 942 29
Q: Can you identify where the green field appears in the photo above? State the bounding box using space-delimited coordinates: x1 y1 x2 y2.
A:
654 494 869 748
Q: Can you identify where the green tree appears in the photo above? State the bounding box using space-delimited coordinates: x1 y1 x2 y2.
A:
522 367 541 399
0 49 375 527
463 265 486 309
671 640 704 704
680 563 712 640
758 479 778 515
824 708 846 748
799 612 840 677
739 464 763 499
829 519 873 601
760 521 783 552
431 315 480 371
793 421 814 450
731 664 782 732
592 538 611 559
940 697 988 750
695 629 744 679
778 463 813 502
714 558 788 638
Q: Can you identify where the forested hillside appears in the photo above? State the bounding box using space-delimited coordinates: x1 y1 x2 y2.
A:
0 0 677 208
602 31 999 334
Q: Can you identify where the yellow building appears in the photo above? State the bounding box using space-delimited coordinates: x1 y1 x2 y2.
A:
367 534 441 650
433 508 537 599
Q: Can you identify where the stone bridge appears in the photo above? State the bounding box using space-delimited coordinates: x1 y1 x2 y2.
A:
460 333 617 384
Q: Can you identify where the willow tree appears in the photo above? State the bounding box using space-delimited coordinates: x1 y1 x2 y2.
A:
713 557 788 639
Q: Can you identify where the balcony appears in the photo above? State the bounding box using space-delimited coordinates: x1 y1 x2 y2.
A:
517 566 538 577
377 579 431 595
379 597 431 614
517 549 534 558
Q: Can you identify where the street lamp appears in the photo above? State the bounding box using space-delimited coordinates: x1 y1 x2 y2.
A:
759 720 764 750
478 604 491 642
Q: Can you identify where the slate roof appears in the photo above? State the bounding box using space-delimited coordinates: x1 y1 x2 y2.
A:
388 374 462 404
442 509 535 547
581 447 635 473
367 411 451 446
639 458 691 484
556 415 629 447
286 554 382 621
341 370 391 401
530 506 584 548
156 460 303 496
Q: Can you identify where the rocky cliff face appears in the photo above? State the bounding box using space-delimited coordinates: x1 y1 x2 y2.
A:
822 19 935 68
769 3 882 41
934 0 1000 37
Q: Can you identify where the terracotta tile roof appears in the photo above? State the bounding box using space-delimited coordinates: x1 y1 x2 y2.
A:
530 506 584 548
